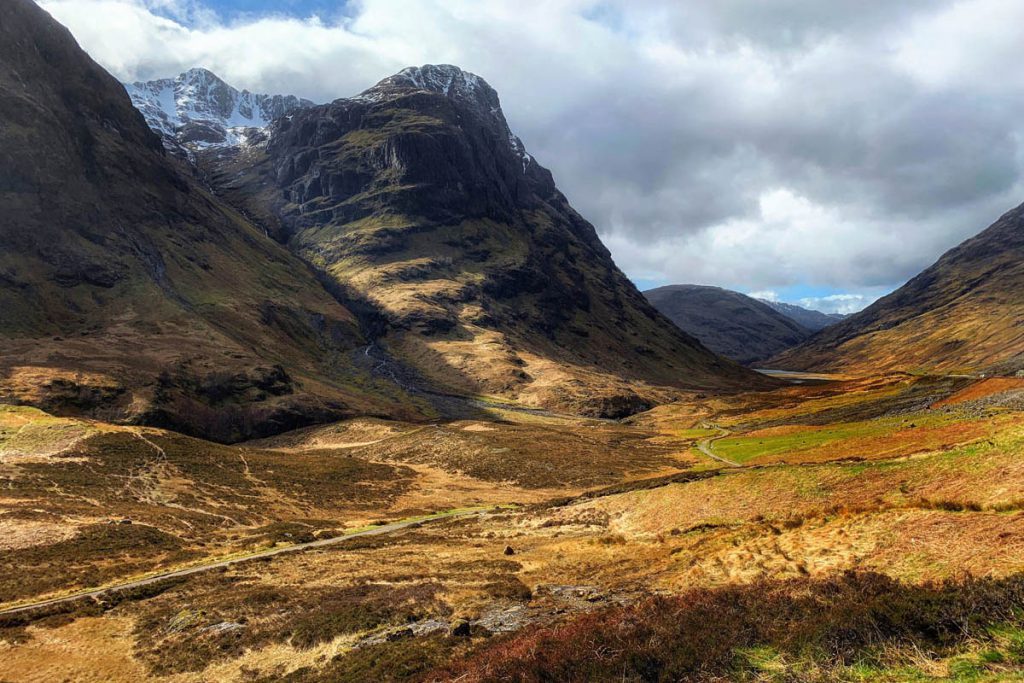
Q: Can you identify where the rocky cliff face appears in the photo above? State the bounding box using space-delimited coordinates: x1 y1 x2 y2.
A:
200 64 764 415
125 68 313 152
0 0 414 440
646 285 812 366
773 203 1024 375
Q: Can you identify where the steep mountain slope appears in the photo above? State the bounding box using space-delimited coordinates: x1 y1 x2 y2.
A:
759 300 847 332
125 68 312 152
645 285 812 365
0 0 414 441
773 203 1024 374
197 65 765 416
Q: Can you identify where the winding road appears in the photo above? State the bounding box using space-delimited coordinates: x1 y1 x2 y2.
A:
0 508 488 618
695 424 741 467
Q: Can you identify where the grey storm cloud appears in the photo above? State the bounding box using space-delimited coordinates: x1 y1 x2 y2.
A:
39 0 1024 310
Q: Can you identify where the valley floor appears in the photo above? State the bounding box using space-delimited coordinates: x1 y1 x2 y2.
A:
2 372 1024 681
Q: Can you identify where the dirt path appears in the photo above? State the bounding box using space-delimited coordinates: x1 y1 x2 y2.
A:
0 508 488 618
696 424 741 467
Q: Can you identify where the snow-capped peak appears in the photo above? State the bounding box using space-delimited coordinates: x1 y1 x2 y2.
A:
124 68 314 152
354 64 491 105
353 64 533 172
393 64 484 97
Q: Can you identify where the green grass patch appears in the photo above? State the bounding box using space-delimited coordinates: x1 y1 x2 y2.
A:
714 412 963 464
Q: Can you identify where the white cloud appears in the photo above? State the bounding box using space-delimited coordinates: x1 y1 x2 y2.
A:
797 294 870 315
892 0 1024 91
37 0 1024 301
748 290 779 301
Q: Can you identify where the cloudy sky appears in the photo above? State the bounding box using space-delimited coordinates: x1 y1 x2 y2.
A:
40 0 1024 313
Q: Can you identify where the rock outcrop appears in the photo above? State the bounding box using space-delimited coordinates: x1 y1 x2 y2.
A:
125 68 313 154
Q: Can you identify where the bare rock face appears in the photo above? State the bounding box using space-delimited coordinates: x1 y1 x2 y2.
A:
259 65 545 239
200 64 765 415
0 0 413 440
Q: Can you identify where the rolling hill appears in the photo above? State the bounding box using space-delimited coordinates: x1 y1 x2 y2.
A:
645 285 812 365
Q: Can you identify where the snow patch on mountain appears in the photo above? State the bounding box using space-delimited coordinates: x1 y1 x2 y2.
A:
127 65 533 173
124 68 313 152
354 64 533 173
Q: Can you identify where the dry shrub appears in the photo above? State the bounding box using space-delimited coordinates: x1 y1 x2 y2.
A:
430 572 1024 682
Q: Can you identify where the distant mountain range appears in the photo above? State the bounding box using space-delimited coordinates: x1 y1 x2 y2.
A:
757 300 848 332
645 285 825 365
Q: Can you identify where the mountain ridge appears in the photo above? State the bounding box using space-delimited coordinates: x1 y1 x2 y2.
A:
758 299 847 332
124 67 313 153
194 63 770 415
761 299 847 331
772 202 1024 374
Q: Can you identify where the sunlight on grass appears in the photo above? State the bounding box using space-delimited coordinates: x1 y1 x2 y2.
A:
714 411 991 464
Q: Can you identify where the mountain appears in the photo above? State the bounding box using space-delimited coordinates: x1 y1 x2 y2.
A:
0 0 415 441
758 300 847 332
194 64 766 416
124 68 313 152
645 285 812 365
773 203 1024 375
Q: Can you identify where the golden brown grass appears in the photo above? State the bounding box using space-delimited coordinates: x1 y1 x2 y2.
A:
932 377 1024 408
2 372 1022 680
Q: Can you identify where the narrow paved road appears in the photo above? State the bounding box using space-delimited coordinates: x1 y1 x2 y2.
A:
0 509 486 618
696 424 741 467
